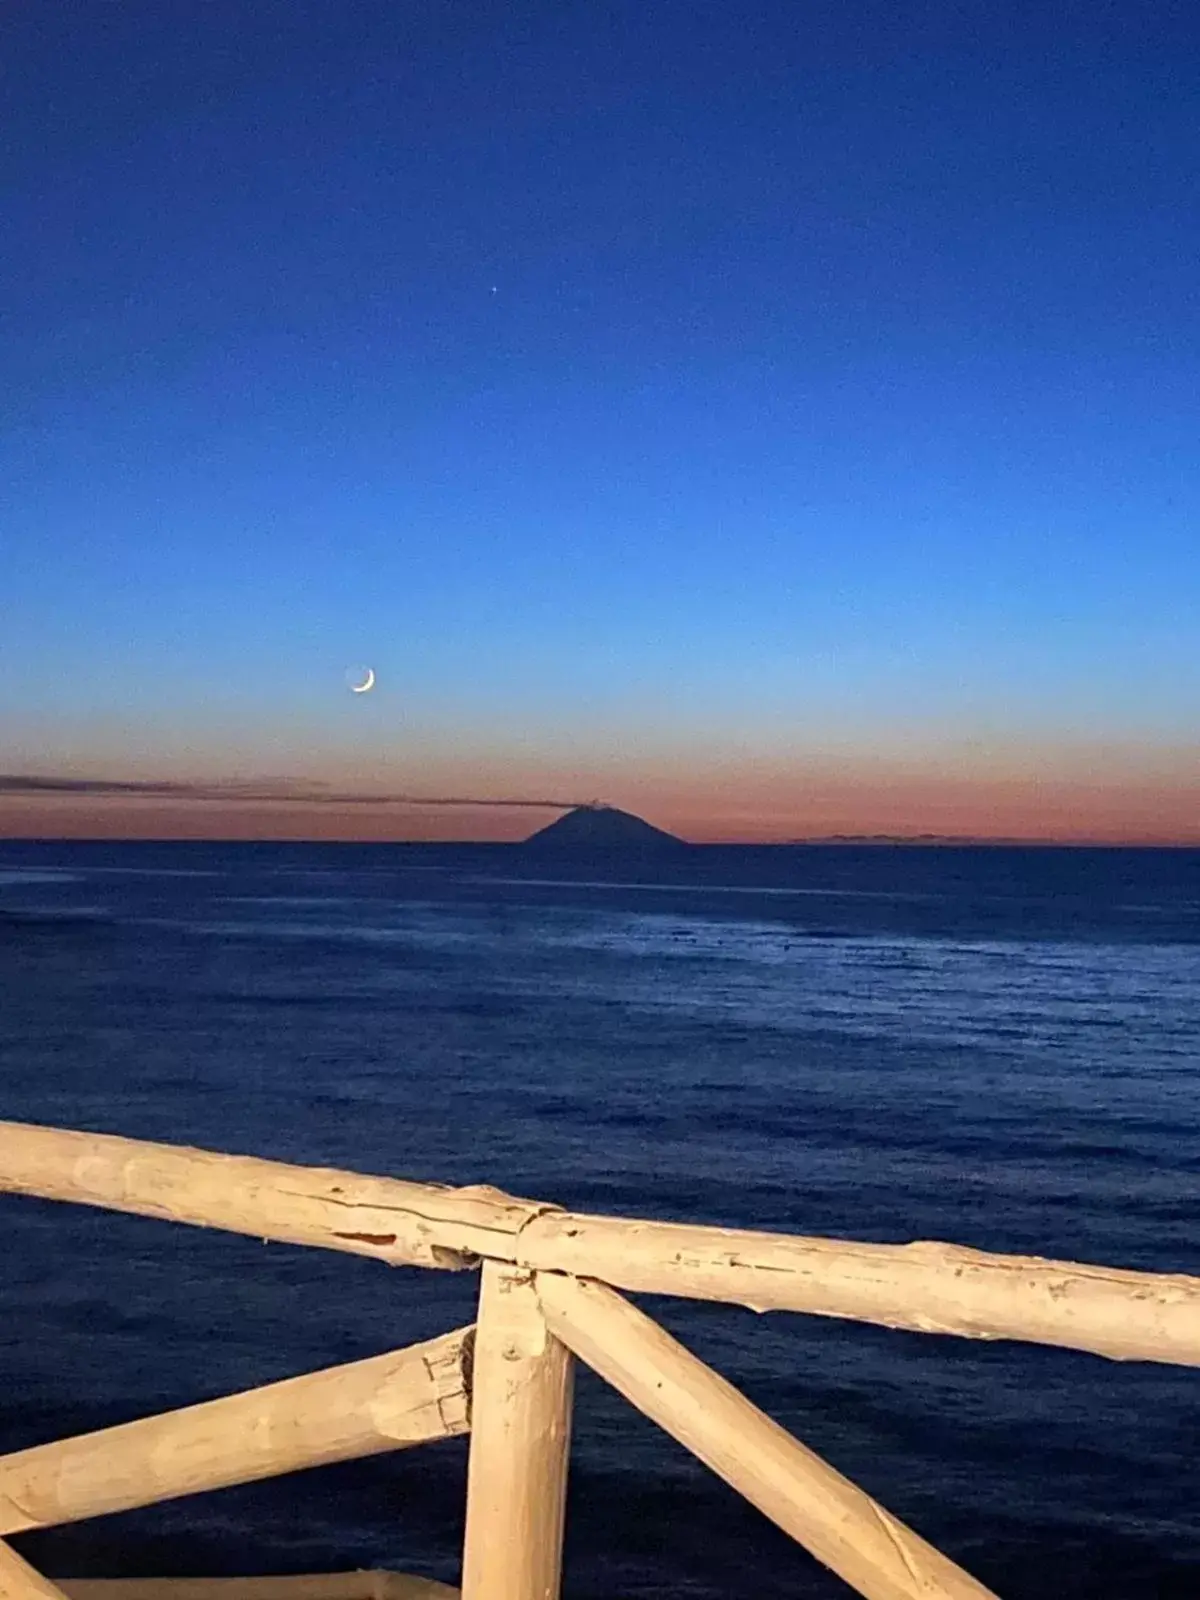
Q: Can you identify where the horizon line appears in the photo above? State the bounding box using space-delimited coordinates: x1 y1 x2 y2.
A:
3 831 1199 850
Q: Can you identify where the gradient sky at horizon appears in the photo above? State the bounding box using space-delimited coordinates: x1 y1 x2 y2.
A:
3 0 1198 842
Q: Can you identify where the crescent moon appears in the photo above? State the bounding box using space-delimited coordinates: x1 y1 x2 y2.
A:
349 667 375 694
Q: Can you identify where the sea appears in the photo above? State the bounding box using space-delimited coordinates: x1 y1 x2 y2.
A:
1 839 1198 1600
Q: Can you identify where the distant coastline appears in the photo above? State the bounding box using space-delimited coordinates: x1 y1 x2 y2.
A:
696 836 1200 849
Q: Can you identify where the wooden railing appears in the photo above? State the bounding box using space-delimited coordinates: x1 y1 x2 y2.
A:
1 1121 1197 1600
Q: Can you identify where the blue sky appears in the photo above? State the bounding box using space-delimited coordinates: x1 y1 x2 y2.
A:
3 0 1198 837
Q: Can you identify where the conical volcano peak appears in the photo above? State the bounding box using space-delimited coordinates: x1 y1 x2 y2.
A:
522 804 687 854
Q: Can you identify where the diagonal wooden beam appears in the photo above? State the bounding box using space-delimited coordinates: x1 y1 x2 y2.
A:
0 1539 72 1600
0 1328 471 1534
537 1272 1000 1600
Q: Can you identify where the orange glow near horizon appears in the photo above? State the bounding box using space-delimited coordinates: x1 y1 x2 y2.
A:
3 755 1198 845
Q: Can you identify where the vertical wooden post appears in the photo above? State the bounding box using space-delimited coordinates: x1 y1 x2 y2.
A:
0 1539 71 1600
461 1262 574 1600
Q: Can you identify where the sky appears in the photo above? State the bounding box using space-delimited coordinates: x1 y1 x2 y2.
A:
3 0 1198 842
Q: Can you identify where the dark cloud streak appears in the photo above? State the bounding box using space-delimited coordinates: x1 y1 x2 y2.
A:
0 775 578 809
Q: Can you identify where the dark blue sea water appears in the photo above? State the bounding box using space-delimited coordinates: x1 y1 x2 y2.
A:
1 840 1198 1599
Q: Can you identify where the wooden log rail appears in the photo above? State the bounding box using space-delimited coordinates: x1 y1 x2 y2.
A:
1 1118 1197 1600
1 1122 1197 1365
57 1581 457 1600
